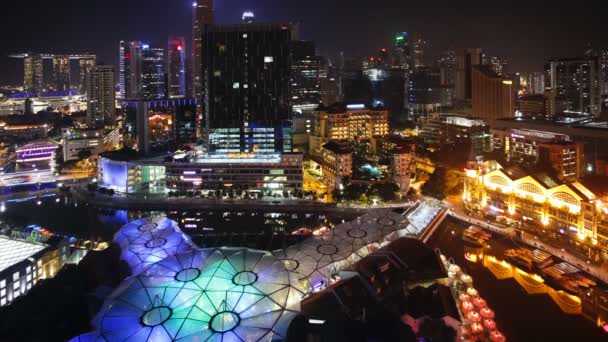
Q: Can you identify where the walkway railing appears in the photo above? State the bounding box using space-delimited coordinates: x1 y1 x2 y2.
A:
447 210 608 285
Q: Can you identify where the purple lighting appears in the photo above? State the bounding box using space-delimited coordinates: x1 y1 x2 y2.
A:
16 142 57 162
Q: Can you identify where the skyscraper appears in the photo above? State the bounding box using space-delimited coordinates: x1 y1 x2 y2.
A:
410 32 426 69
202 23 292 153
52 55 70 91
527 72 545 95
119 41 131 100
484 55 508 76
545 57 600 116
599 48 608 96
393 32 410 70
120 41 166 100
472 66 515 122
455 48 483 101
192 0 214 100
168 36 186 99
142 47 166 100
87 65 116 127
23 53 43 95
406 67 443 117
291 41 321 115
78 57 96 94
438 49 456 86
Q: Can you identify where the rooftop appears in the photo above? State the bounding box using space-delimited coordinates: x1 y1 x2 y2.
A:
0 236 47 273
317 102 387 114
473 65 507 79
347 237 447 285
323 140 353 154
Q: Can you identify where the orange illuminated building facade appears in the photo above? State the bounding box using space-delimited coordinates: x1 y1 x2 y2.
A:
472 66 515 122
308 104 389 158
321 140 353 189
464 161 608 249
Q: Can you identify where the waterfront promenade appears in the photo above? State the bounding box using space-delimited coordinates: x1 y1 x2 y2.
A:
447 208 608 285
69 186 406 215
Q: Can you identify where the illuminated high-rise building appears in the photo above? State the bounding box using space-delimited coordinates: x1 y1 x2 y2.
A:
141 47 166 100
10 53 95 96
202 23 293 153
393 32 410 70
377 47 389 68
87 65 116 127
192 0 214 100
119 41 131 99
438 49 456 86
454 48 483 100
23 53 43 95
484 55 508 76
78 57 96 94
410 32 426 69
52 55 70 91
600 48 608 96
545 57 600 116
407 67 441 107
168 36 186 98
291 41 321 115
120 41 166 100
527 72 545 95
472 66 515 122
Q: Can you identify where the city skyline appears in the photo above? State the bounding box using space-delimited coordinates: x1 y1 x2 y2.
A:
0 0 605 85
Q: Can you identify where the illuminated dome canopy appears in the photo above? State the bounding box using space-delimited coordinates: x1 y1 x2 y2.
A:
113 217 196 275
273 209 415 290
93 247 304 341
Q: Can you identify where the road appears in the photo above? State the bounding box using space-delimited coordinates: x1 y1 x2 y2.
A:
303 170 332 203
70 186 370 215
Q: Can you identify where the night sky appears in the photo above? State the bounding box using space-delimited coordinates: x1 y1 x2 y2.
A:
0 0 605 85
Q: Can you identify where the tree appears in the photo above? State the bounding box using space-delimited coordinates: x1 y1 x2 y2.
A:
332 189 344 202
257 192 264 200
344 183 368 201
422 167 448 200
77 149 92 161
371 182 399 202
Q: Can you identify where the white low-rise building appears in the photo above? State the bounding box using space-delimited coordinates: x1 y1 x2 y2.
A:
62 127 120 162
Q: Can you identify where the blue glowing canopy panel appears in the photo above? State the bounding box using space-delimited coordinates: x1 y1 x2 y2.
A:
113 216 196 276
89 247 304 341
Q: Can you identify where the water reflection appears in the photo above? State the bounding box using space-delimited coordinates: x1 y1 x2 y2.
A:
429 217 608 340
0 195 347 245
464 232 608 335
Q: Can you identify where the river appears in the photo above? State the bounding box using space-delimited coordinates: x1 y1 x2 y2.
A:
427 216 607 341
